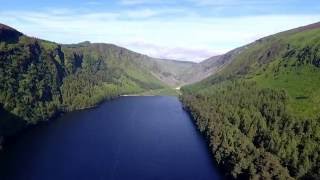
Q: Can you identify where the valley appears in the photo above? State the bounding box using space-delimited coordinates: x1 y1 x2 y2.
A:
1 21 320 180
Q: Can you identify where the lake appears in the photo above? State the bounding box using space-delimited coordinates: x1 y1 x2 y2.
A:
0 96 222 180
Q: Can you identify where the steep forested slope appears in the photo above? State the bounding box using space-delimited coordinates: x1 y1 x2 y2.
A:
0 22 226 151
181 22 320 179
0 24 174 146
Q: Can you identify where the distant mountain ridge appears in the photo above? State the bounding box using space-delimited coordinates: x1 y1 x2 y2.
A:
62 41 200 87
2 21 320 179
0 23 228 87
0 23 222 147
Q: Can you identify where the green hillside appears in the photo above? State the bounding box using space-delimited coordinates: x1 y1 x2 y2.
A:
0 24 170 143
140 58 196 86
2 21 320 179
181 23 320 179
0 23 214 150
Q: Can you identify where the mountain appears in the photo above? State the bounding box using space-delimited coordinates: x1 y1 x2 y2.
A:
0 23 225 149
63 41 197 87
181 22 320 179
180 46 247 84
139 58 196 86
0 23 202 147
2 21 319 179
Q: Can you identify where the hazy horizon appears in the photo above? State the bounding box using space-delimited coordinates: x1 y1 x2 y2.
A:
1 0 320 62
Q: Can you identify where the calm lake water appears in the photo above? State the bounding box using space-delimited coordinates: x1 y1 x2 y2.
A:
0 96 221 180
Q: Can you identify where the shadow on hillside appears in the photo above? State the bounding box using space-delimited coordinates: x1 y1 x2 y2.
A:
0 24 23 43
0 105 27 141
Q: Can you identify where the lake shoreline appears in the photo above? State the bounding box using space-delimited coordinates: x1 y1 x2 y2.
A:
0 96 222 180
120 94 156 97
0 93 171 151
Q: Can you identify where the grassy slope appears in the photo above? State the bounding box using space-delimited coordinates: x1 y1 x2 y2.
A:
193 27 320 118
0 25 170 141
181 23 320 179
248 28 320 118
136 58 196 87
253 62 320 118
62 43 167 90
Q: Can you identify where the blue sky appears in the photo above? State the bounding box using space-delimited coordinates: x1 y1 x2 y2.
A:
1 0 320 61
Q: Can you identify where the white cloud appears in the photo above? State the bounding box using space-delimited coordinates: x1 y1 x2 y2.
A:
0 9 319 62
121 41 218 61
119 0 170 5
124 8 184 18
189 0 298 6
118 0 300 7
85 1 103 5
125 9 158 18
